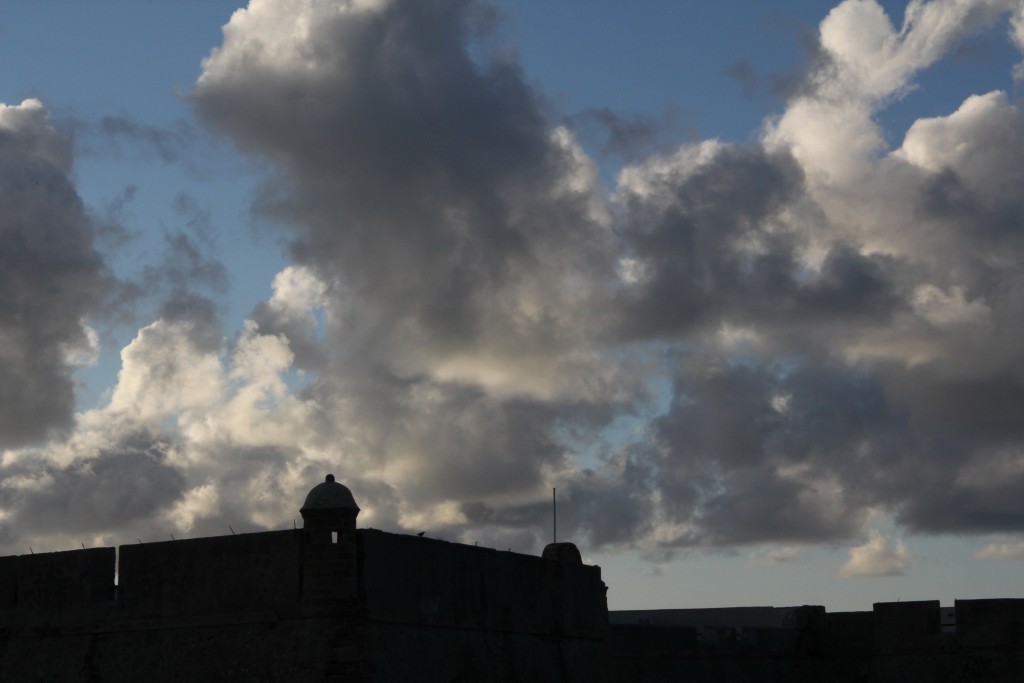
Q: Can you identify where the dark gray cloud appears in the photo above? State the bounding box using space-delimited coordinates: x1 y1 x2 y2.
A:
194 0 615 361
456 448 656 551
613 145 901 343
651 361 883 547
0 429 185 539
0 101 108 447
571 107 686 162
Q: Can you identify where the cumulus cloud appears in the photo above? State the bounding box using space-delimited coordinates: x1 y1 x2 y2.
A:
749 546 801 565
177 0 1024 556
839 530 910 577
8 0 1024 565
189 0 638 540
0 297 336 552
975 537 1024 560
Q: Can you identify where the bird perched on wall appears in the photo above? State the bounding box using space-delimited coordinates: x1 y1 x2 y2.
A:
417 531 426 537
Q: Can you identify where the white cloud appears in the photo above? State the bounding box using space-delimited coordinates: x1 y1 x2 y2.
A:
266 265 327 329
229 321 294 387
911 285 991 329
769 0 1023 186
61 323 101 368
198 0 393 88
749 546 800 565
819 0 1017 101
975 538 1024 560
165 482 220 533
898 91 1024 203
0 98 72 170
839 530 909 577
616 140 722 203
108 319 224 423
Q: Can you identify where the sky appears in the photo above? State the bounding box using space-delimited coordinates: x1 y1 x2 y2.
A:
2 0 1024 613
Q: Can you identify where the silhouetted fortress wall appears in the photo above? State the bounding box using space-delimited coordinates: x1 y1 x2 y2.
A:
3 473 1023 683
0 528 607 682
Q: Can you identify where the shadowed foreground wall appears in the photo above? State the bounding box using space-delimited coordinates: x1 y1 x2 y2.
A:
0 529 607 682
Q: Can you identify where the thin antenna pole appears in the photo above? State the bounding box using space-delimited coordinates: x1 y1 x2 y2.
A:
553 487 557 544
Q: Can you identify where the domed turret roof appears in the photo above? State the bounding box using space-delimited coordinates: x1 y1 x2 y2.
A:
301 474 360 512
542 542 582 564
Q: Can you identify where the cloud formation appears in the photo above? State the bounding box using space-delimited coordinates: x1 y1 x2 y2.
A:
5 0 1024 569
839 530 910 577
0 99 107 448
974 538 1024 560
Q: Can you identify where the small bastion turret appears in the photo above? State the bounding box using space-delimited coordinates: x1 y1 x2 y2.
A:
300 473 360 541
300 474 361 612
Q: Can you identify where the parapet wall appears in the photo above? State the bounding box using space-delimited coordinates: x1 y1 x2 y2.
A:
0 548 115 614
0 531 304 622
358 529 608 682
0 535 335 682
118 529 302 617
359 529 606 638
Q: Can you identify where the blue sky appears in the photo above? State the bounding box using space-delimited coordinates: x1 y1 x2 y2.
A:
3 0 1024 612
